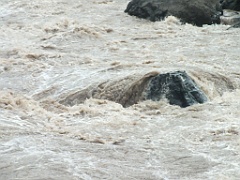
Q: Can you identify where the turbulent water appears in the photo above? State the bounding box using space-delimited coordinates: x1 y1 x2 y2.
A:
1 0 240 179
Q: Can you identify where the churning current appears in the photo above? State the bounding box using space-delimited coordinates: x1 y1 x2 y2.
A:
0 0 240 179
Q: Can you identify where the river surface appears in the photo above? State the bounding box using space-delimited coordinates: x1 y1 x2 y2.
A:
0 0 240 179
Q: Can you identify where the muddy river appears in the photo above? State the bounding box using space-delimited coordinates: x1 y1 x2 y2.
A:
0 0 240 179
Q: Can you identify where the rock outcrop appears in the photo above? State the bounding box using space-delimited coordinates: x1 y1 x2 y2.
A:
124 0 222 26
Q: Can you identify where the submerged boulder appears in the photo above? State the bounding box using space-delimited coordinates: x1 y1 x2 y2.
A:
59 71 208 108
124 0 222 26
90 70 208 108
145 71 208 108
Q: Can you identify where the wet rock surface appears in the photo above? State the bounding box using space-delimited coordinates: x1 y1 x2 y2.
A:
220 0 240 11
124 0 222 26
145 71 208 108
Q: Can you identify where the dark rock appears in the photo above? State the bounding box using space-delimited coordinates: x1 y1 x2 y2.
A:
145 71 208 108
124 0 223 26
220 0 240 11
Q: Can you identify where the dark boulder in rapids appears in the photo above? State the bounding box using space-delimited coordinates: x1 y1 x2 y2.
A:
124 0 223 26
220 0 240 11
145 71 208 108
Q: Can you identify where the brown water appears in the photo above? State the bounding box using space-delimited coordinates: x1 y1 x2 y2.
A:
1 0 240 179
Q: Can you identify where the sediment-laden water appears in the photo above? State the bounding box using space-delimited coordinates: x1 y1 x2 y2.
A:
1 0 240 179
